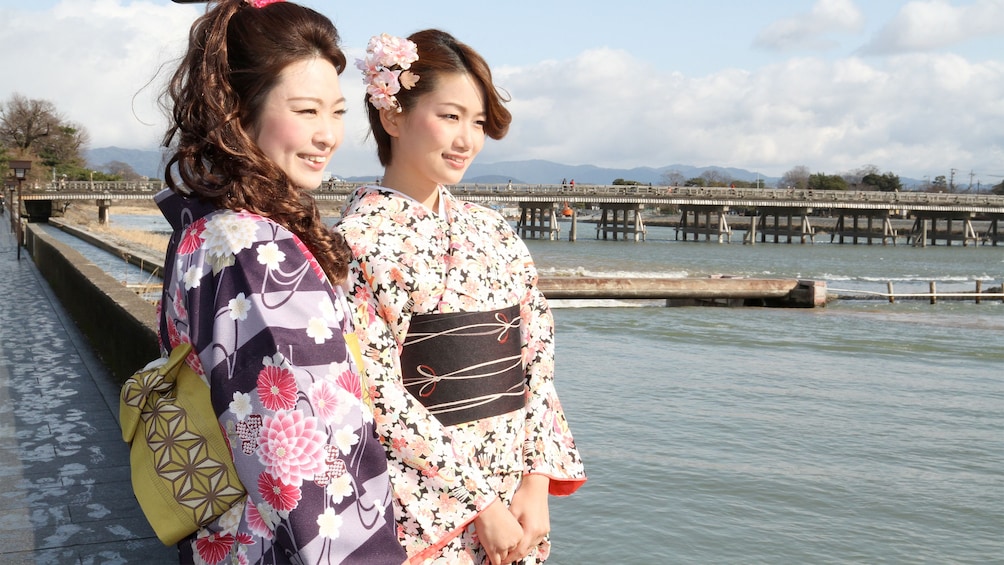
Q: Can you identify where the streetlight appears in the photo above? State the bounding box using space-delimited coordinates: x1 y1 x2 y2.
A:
10 160 31 260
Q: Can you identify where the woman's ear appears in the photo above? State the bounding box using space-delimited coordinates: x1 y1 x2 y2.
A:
379 108 401 138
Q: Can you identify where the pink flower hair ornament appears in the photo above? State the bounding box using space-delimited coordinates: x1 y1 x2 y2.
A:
246 0 283 7
355 33 420 113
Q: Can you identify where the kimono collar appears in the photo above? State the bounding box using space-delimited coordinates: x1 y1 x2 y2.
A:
155 188 219 232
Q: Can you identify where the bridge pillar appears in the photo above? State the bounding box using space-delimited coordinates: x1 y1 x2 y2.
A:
97 199 113 225
596 203 646 241
517 202 559 240
676 205 729 243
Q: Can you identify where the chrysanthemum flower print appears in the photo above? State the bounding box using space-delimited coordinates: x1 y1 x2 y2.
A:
258 472 301 513
195 531 235 565
309 380 341 423
334 368 362 399
177 220 205 255
257 365 298 411
203 212 258 260
258 410 327 487
246 501 275 540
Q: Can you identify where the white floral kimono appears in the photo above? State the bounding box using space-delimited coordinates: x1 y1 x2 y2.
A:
336 185 586 564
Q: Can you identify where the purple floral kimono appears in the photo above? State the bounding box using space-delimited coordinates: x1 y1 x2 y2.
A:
156 190 406 565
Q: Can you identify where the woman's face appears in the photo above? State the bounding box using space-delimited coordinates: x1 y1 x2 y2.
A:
253 57 345 190
390 72 486 189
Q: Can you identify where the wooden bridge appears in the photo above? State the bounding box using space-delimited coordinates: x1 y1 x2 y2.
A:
14 180 1004 246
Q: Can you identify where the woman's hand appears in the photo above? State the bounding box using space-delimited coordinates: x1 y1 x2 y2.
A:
507 474 551 561
474 499 524 565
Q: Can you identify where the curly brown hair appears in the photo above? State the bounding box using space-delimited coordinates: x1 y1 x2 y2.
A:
162 0 350 282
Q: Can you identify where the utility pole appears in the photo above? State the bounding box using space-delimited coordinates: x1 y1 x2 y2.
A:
969 170 975 192
950 168 956 192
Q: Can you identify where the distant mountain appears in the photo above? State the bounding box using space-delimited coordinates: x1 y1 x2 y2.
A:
86 146 167 179
85 147 784 187
463 159 779 186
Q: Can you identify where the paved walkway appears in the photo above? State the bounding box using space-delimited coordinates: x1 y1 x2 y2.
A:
0 222 176 564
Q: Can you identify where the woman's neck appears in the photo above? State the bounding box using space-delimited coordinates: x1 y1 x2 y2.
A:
379 170 440 212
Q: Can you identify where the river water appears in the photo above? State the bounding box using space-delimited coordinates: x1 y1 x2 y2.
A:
37 216 1004 564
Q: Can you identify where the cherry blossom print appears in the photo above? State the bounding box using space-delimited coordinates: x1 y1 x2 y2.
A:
306 316 333 344
257 365 298 411
257 410 327 487
326 473 354 504
333 424 360 456
258 472 301 513
256 241 286 270
230 391 253 420
182 264 204 290
317 507 343 540
228 292 252 321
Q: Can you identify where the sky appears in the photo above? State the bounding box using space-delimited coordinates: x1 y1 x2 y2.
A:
1 0 1002 183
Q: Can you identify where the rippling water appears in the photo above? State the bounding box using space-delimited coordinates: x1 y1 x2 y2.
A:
43 218 1004 564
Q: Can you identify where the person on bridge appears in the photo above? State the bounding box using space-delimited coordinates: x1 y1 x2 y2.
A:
336 29 586 565
153 1 407 563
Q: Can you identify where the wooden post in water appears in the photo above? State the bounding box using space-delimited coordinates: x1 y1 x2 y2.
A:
975 280 982 304
887 281 895 303
930 281 937 304
569 208 577 242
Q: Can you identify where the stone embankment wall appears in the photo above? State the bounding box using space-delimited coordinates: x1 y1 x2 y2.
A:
24 223 159 384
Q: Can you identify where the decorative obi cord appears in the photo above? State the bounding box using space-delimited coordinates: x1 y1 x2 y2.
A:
401 305 526 426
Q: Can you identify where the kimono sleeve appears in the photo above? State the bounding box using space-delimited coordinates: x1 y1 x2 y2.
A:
514 238 587 496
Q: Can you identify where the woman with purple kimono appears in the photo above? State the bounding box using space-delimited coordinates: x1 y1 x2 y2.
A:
155 1 406 563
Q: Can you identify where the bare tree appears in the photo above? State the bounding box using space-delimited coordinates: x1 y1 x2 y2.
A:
661 169 686 187
779 165 811 190
700 169 730 187
0 93 89 178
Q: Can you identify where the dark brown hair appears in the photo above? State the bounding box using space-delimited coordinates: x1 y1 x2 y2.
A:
366 29 512 166
162 0 351 282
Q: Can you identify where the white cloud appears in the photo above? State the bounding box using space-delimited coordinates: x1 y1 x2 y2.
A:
0 0 198 148
487 48 1004 178
754 0 866 52
1 0 1001 181
862 0 1004 54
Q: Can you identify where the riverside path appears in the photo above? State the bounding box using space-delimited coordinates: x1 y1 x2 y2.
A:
0 225 175 563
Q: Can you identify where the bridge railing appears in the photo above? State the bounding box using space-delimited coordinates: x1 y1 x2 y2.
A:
19 180 1004 207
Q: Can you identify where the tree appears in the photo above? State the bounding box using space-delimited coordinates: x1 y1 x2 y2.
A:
102 160 142 181
684 177 706 187
779 165 810 190
930 175 948 193
700 169 730 187
808 173 848 191
992 181 1004 196
861 172 902 192
0 93 89 182
661 169 686 187
842 164 880 189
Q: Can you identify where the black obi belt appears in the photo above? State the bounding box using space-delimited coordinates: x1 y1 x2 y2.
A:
401 305 526 426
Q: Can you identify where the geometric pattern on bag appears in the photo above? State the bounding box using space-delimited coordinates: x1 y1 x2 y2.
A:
120 342 247 545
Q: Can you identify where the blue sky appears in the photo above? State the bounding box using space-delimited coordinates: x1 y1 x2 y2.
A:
1 0 1002 182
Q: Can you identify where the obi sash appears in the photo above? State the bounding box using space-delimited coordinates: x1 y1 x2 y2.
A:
401 305 526 426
